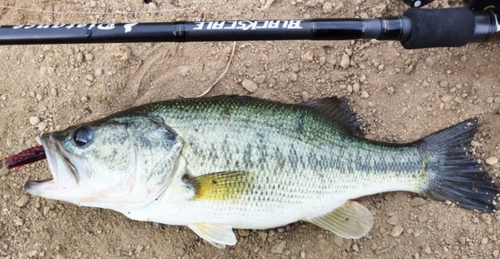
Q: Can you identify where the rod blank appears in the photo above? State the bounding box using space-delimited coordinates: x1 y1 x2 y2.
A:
0 8 497 49
0 18 405 45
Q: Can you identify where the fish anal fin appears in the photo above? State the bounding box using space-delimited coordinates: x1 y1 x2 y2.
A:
300 97 363 136
183 171 254 200
306 200 373 239
188 223 237 248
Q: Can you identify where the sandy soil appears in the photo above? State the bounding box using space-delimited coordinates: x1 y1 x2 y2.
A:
0 0 499 258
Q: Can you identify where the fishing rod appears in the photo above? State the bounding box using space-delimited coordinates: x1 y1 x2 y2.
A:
0 3 498 49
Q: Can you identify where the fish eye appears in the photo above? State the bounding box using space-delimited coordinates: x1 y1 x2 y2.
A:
72 126 93 147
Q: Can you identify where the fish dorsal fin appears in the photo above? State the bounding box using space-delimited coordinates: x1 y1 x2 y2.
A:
182 171 254 200
306 201 373 239
188 223 237 248
300 97 363 136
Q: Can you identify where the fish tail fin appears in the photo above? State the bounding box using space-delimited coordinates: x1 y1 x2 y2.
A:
419 118 499 212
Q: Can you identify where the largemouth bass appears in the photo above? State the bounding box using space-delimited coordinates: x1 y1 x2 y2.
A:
22 96 499 247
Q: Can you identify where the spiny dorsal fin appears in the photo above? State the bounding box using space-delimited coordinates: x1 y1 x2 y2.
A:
188 223 237 248
183 171 254 200
300 97 363 136
306 200 373 239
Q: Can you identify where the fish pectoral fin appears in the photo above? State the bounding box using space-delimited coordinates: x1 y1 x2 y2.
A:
188 223 237 248
183 171 254 200
306 200 373 239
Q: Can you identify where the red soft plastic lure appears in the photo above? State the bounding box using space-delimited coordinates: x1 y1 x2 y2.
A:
4 145 46 169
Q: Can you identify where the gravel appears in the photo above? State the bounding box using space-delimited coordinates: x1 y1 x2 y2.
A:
14 195 30 208
485 156 498 166
242 79 258 92
340 54 350 69
410 197 426 207
29 116 41 126
390 224 404 237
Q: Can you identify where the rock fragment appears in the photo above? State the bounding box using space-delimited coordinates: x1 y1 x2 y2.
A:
411 197 426 207
340 54 350 69
242 79 258 93
15 195 30 208
485 156 498 166
390 224 404 237
29 116 40 126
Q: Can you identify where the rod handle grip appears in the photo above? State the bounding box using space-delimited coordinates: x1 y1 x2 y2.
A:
401 8 475 49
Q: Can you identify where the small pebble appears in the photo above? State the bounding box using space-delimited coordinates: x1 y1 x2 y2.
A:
439 80 449 87
301 91 310 102
271 241 286 254
417 212 428 223
352 243 359 252
404 65 414 74
352 83 360 93
255 75 266 84
14 195 30 208
340 54 350 69
238 229 250 237
481 237 488 245
322 2 333 13
242 79 258 93
301 51 313 62
460 55 467 62
29 116 41 126
493 250 499 258
485 156 498 166
390 224 404 237
95 68 104 76
411 197 426 207
50 88 58 97
85 53 94 61
424 246 432 254
360 74 367 82
86 74 94 81
14 217 24 226
43 207 51 217
319 56 326 66
387 216 398 225
360 91 369 99
76 52 84 62
481 214 492 224
37 122 47 131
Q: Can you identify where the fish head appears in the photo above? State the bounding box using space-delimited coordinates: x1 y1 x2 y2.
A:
25 115 184 208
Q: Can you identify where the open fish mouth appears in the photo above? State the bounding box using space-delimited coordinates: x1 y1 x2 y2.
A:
24 133 79 196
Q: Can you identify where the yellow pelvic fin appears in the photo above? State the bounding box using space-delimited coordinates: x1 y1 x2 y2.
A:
186 171 254 200
306 200 373 239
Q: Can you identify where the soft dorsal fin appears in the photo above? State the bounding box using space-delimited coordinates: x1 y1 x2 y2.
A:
300 97 363 136
305 200 373 239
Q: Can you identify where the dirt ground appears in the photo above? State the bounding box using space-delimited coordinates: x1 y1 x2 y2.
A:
0 0 499 258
